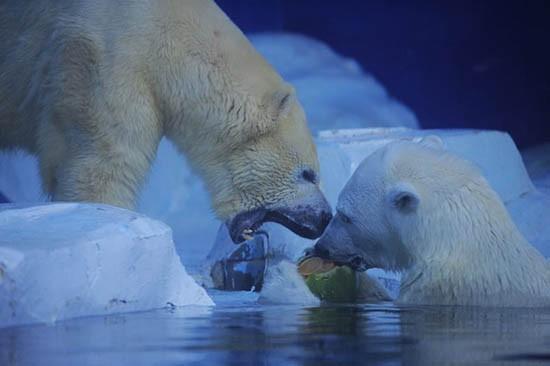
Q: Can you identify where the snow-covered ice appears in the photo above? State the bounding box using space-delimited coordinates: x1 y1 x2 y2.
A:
0 203 213 328
522 143 550 195
258 260 320 306
316 128 533 204
250 33 419 131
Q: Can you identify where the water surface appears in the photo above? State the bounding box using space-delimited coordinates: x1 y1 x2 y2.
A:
1 291 550 366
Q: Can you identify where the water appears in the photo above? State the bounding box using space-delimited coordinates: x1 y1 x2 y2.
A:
1 291 550 366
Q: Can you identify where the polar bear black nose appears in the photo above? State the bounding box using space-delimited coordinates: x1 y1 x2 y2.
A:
349 255 365 270
319 210 332 232
301 169 317 184
314 244 331 259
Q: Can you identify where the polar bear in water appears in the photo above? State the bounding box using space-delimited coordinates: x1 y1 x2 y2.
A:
314 136 550 307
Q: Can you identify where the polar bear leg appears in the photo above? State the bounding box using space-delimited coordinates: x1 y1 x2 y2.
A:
51 138 151 209
41 94 158 209
39 34 160 209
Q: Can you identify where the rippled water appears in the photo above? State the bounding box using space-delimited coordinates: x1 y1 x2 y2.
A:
1 291 550 366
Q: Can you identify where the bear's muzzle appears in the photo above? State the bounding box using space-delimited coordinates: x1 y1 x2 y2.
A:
227 190 332 244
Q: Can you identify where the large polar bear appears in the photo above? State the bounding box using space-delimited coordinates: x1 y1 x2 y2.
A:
0 0 332 243
314 137 550 307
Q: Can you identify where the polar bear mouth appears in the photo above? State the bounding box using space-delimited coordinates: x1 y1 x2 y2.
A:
344 256 369 272
227 208 268 243
310 245 369 272
227 206 332 244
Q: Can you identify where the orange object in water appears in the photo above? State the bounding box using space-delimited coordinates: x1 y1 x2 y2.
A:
298 256 335 276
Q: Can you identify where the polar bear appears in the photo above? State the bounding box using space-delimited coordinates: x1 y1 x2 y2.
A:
0 0 332 243
313 137 550 307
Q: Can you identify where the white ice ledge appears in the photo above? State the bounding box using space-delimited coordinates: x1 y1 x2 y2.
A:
0 203 213 328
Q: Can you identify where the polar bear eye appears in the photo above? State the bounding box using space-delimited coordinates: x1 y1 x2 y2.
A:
338 211 352 225
301 169 317 184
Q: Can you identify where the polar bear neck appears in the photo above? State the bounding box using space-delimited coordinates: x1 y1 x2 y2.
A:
398 180 550 307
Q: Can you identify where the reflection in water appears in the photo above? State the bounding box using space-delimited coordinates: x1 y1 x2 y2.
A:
1 302 550 366
399 306 550 365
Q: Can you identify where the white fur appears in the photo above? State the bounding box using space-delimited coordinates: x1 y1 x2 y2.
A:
0 0 320 219
333 138 550 307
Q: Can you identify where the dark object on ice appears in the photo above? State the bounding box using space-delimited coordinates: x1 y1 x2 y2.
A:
0 191 9 203
211 233 268 292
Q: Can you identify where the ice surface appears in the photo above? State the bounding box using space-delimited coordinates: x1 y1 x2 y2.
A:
522 143 550 195
316 128 534 203
0 203 213 328
0 150 44 203
249 33 419 131
258 260 320 306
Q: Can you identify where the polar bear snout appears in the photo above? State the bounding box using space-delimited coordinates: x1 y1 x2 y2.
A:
313 218 370 272
266 204 332 240
227 190 332 244
312 240 368 272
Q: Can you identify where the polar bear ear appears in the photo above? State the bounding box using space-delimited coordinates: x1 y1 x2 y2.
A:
387 183 419 214
268 87 295 123
417 135 445 150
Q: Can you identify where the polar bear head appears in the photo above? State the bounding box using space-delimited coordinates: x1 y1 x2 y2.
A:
154 0 332 243
313 136 490 271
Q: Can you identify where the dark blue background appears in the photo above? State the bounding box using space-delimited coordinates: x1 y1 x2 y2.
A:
217 0 550 149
